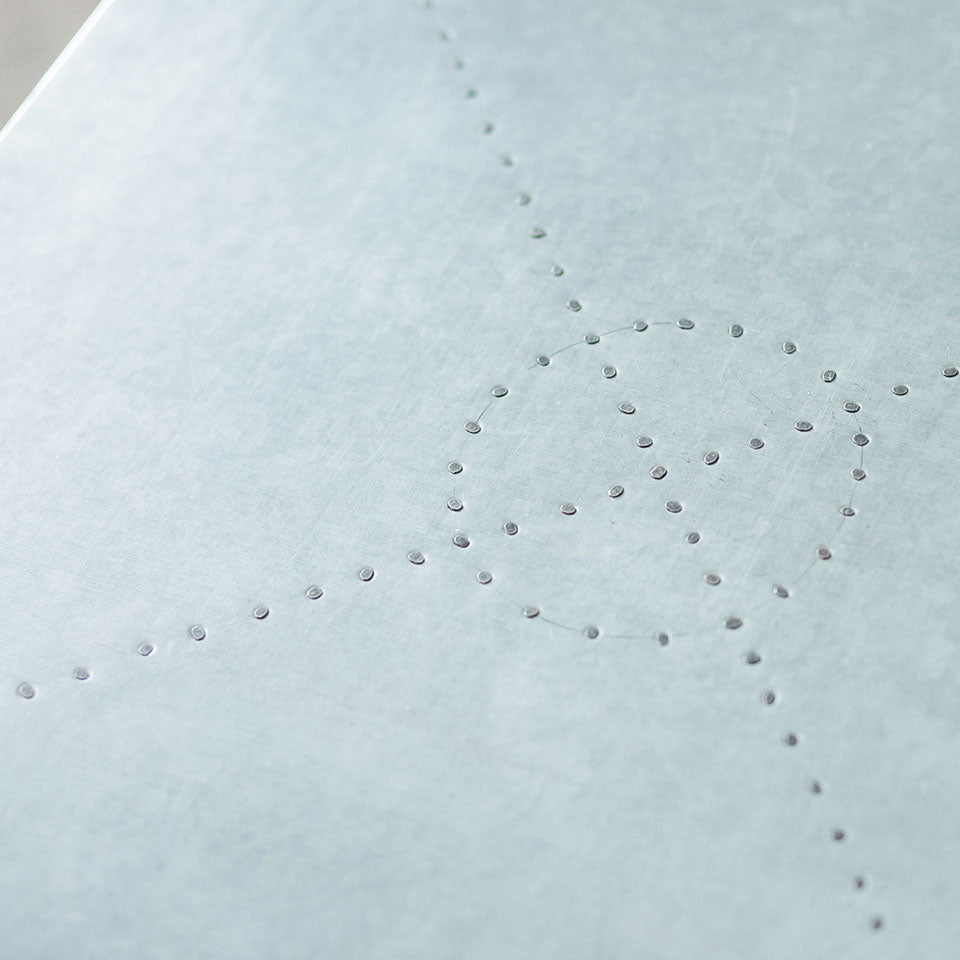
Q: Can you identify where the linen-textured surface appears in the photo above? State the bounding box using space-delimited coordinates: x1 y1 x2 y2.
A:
0 0 958 957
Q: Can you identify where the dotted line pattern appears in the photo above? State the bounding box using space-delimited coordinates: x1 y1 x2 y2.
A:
447 319 880 641
445 358 908 933
418 0 959 935
7 0 960 940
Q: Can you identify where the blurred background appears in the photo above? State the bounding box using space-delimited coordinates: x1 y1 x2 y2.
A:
0 0 99 127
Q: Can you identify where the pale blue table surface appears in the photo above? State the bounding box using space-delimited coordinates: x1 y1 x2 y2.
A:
0 1 958 956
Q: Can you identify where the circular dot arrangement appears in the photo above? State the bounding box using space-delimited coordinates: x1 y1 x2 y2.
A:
14 8 954 941
406 7 960 935
445 319 877 641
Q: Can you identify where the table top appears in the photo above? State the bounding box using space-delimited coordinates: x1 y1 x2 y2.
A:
1 1 957 956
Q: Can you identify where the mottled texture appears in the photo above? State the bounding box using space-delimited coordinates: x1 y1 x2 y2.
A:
0 1 959 958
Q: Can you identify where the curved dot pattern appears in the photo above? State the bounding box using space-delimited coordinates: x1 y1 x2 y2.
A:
12 15 923 943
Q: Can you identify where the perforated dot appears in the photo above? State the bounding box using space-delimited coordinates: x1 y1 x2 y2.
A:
477 570 492 584
704 572 721 585
633 320 648 332
491 385 508 397
189 624 206 641
655 632 669 647
892 384 909 396
550 264 564 277
447 497 464 512
749 437 764 450
795 420 813 432
677 318 694 330
618 402 636 414
841 505 855 517
602 365 617 378
686 532 700 544
773 584 789 598
515 192 531 205
252 605 269 619
407 550 425 565
528 226 546 239
584 332 600 344
871 917 884 931
567 300 582 312
784 732 799 746
305 585 323 599
763 690 776 705
636 436 653 448
725 616 743 630
650 465 667 479
16 682 35 699
817 546 832 560
822 370 837 383
730 324 743 338
853 433 869 446
503 521 519 536
783 341 797 354
583 625 600 639
560 503 577 515
137 642 154 657
832 829 846 842
453 534 470 548
359 566 376 580
73 667 90 681
665 500 682 513
703 450 719 465
536 355 550 366
943 366 958 378
608 485 624 498
448 461 463 474
464 420 481 434
745 652 761 665
523 605 540 618
843 401 860 413
852 468 867 481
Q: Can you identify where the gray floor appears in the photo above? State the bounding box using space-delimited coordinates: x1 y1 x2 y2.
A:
0 0 99 126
